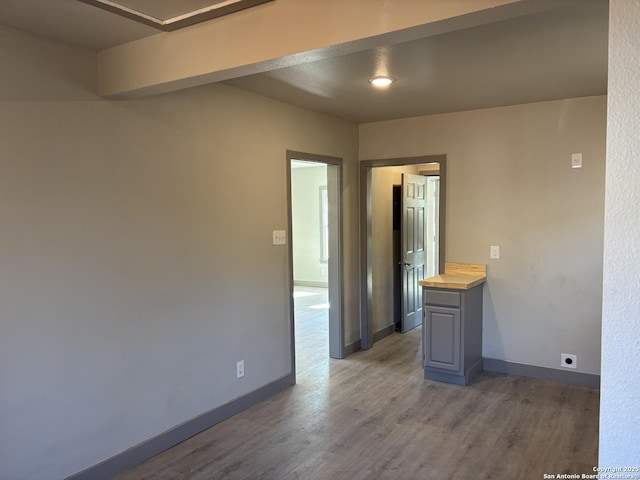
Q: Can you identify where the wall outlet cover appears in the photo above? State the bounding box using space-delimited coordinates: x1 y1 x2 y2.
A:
561 353 577 369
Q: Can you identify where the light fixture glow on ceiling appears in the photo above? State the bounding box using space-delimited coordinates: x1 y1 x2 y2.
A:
368 76 395 88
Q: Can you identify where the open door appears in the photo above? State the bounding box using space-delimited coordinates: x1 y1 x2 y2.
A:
400 173 426 332
287 150 344 379
359 155 446 350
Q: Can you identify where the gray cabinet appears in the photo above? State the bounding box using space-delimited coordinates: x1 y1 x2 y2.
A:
422 284 483 385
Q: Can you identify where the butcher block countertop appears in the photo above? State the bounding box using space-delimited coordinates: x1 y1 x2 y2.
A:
419 263 487 290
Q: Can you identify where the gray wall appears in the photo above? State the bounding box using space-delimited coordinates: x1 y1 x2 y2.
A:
0 27 359 480
600 0 640 465
5 9 634 474
291 164 328 286
360 96 606 375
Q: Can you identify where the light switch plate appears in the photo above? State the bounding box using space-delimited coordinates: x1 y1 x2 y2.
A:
272 230 286 245
490 245 500 259
571 153 583 169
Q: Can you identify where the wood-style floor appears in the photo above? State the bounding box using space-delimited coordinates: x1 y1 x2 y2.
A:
114 287 599 480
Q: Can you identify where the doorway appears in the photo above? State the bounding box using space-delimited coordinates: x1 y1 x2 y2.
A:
359 155 447 350
286 151 344 382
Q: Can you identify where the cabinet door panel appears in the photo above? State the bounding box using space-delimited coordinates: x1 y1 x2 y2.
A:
424 307 461 372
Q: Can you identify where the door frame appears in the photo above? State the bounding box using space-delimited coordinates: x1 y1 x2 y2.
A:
286 150 344 377
359 155 447 350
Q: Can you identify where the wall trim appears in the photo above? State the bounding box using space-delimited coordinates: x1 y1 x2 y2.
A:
359 154 447 350
483 358 600 388
344 340 361 357
373 323 396 343
293 280 329 288
66 374 295 480
287 150 345 360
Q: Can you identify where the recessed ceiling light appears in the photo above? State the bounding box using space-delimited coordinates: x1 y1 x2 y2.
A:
368 76 395 88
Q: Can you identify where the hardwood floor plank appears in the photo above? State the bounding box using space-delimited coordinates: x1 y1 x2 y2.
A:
113 288 599 480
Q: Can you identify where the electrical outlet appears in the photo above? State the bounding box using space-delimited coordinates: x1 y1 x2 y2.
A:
561 353 577 369
236 360 245 378
490 245 500 259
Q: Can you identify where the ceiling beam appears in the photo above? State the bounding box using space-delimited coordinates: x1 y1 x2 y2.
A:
96 0 573 99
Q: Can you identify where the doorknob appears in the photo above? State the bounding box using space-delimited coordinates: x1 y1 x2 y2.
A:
398 261 411 267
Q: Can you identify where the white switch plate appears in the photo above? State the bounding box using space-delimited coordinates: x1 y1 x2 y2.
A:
571 153 583 169
272 230 286 245
490 245 500 259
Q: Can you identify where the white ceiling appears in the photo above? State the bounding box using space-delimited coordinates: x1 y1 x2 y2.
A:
0 0 608 123
76 0 274 31
226 1 609 123
103 0 233 20
0 0 159 51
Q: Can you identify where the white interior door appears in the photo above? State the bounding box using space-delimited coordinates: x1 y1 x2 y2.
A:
400 173 426 332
